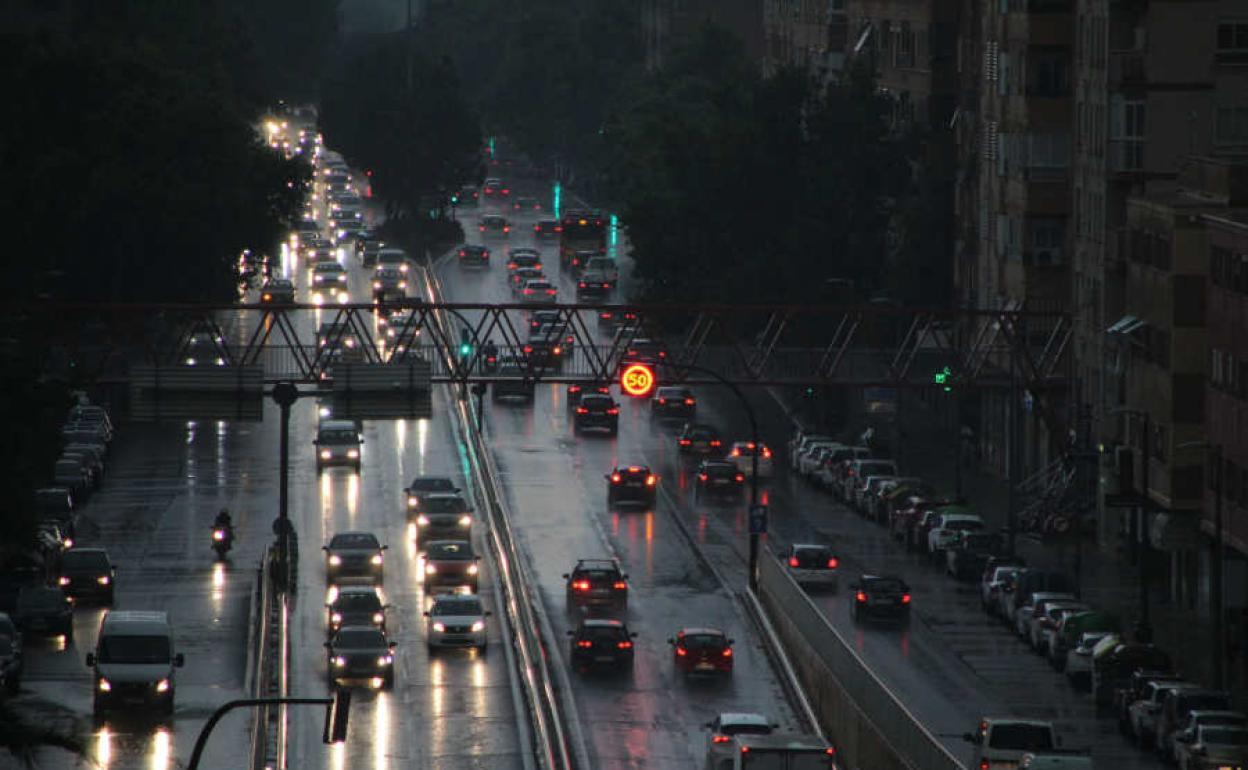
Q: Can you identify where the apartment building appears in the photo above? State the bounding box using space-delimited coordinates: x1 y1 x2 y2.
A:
763 0 839 73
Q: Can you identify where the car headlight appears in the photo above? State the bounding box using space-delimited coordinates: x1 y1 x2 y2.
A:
370 553 383 565
320 449 331 460
432 622 446 632
378 655 393 666
467 564 479 575
471 621 485 632
425 563 437 574
331 612 343 624
155 679 170 693
185 357 197 365
407 496 419 507
372 613 384 624
458 515 472 527
398 281 407 289
58 576 70 586
337 292 349 304
416 515 430 526
333 656 346 667
328 554 342 566
319 406 331 418
373 281 381 289
346 449 359 459
98 678 111 692
97 576 111 585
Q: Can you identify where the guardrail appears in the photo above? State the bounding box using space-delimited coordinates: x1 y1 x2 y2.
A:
419 264 582 770
757 548 967 770
249 545 288 770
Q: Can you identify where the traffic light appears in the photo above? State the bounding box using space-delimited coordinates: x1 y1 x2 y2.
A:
553 182 562 219
487 136 496 158
934 365 954 393
458 329 473 360
324 688 351 744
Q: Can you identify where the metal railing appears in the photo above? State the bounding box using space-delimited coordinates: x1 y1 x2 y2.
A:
758 549 966 770
249 545 283 770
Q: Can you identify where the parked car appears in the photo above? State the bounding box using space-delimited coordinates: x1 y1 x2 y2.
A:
14 586 73 640
1156 688 1235 757
946 531 1001 580
1173 723 1248 770
1063 631 1114 689
927 512 985 563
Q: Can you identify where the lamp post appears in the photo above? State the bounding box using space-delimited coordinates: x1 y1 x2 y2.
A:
1178 440 1225 691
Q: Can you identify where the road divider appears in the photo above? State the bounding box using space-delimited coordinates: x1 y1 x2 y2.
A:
248 545 286 770
419 263 586 770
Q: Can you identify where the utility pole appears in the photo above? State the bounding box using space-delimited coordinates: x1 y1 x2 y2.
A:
272 382 299 590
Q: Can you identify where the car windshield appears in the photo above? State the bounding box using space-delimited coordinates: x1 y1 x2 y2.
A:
581 626 626 643
427 542 474 560
680 634 726 650
947 519 984 531
62 551 109 570
865 578 906 593
422 496 466 513
690 428 718 439
722 722 772 736
409 477 456 492
319 430 358 444
99 635 170 664
335 629 385 648
987 724 1053 750
431 598 483 616
329 534 379 550
1203 728 1248 746
578 570 618 582
18 588 64 609
582 396 614 409
334 593 381 612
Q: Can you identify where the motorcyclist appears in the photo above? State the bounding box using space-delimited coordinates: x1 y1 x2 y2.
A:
214 509 234 537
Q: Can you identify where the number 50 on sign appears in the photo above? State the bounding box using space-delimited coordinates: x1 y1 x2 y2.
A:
620 363 656 398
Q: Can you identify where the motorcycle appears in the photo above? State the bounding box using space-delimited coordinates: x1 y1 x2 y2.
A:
212 526 233 559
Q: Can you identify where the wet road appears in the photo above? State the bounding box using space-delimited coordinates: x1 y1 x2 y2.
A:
23 411 276 769
435 200 802 770
442 190 1164 769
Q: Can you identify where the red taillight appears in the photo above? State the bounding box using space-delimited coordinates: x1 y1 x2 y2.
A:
788 556 800 568
600 312 612 319
523 288 533 295
902 593 912 604
828 558 839 568
555 226 562 232
675 646 687 657
503 226 510 233
502 188 509 194
617 640 632 650
573 580 591 590
679 439 691 446
856 591 867 602
710 440 722 447
546 288 557 295
576 640 593 648
534 225 541 232
645 475 657 486
722 647 732 657
658 398 667 404
508 262 517 269
826 748 836 756
730 448 741 457
698 473 709 481
684 398 695 405
711 735 731 744
613 581 627 590
575 406 589 414
980 761 990 770
578 282 587 288
762 447 772 459
523 345 534 354
535 263 542 270
606 408 620 415
610 473 621 483
735 473 745 482
569 385 582 393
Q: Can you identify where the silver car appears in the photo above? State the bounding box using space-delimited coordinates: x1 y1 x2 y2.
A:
425 594 489 651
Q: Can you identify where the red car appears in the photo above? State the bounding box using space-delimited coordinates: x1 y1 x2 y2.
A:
668 627 734 677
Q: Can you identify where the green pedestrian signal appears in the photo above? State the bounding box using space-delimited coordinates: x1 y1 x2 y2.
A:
934 365 954 392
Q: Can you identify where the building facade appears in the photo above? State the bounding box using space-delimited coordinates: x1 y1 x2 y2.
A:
641 0 766 71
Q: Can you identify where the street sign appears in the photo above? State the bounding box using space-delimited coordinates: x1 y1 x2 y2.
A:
749 504 768 535
620 362 656 398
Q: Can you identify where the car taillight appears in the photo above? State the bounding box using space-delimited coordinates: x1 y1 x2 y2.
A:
710 440 722 447
508 262 517 269
684 398 695 405
645 475 657 486
613 581 627 590
617 640 633 650
524 288 533 295
902 593 912 604
555 226 562 232
788 557 800 568
600 312 612 319
610 473 621 483
578 282 587 288
675 646 687 657
575 407 588 414
573 580 591 590
735 473 744 482
606 408 619 415
980 761 989 770
828 558 839 568
730 448 740 457
698 473 709 481
722 647 732 657
503 226 510 232
856 591 867 602
546 288 557 295
679 439 691 446
502 188 509 194
569 385 582 393
534 225 541 232
479 226 485 231
658 398 667 405
762 447 772 458
711 735 731 744
576 640 593 648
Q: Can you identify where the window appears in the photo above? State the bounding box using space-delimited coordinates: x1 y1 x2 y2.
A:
897 22 916 68
1028 133 1071 168
1172 274 1206 327
1217 21 1248 52
1215 106 1248 145
1028 48 1071 96
1172 373 1205 423
1030 218 1065 264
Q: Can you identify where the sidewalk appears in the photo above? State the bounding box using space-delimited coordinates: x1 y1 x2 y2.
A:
775 384 1238 704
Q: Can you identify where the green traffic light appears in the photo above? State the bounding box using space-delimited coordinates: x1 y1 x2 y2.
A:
934 365 953 392
553 182 561 219
459 343 472 357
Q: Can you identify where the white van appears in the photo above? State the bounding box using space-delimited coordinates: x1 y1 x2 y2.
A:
964 718 1060 769
1019 752 1093 769
86 610 184 715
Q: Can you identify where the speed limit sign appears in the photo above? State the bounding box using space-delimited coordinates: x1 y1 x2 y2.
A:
620 363 657 398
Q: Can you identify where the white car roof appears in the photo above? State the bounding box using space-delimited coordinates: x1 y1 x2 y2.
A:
716 713 772 729
101 610 171 635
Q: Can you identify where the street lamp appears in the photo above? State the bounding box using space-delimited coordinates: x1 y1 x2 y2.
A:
1177 440 1226 691
1111 406 1152 640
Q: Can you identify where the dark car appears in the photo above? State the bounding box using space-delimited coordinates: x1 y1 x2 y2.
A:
491 356 536 403
524 331 568 369
457 244 490 268
694 460 745 499
568 619 636 673
260 278 296 304
423 540 480 592
606 465 657 508
564 559 628 611
946 530 1002 580
403 476 461 512
651 387 697 420
314 420 363 474
323 531 386 585
668 627 734 677
57 548 115 605
677 423 724 455
0 557 47 614
478 214 510 238
410 493 473 542
850 574 911 626
513 196 542 212
621 338 668 366
575 276 611 302
35 487 76 538
14 586 73 639
573 394 620 435
325 626 396 689
533 218 562 239
567 383 611 409
326 586 388 635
